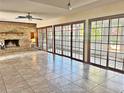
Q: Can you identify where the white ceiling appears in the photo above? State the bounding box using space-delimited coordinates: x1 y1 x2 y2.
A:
0 0 121 23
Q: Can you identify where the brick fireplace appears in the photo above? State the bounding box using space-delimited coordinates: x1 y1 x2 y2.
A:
0 21 37 49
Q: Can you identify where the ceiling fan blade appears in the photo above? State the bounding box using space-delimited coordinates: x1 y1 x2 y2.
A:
31 17 42 20
16 16 27 19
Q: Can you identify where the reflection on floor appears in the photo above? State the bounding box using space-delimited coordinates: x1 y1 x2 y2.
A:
0 51 123 93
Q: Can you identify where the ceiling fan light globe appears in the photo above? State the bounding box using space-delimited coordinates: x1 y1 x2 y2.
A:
68 2 72 10
69 6 72 10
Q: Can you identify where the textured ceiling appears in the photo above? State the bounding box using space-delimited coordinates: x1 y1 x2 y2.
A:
0 0 121 23
29 0 100 9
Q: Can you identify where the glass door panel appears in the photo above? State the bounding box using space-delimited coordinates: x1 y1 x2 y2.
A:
90 20 109 66
47 27 53 52
108 18 124 70
55 26 62 54
42 28 47 51
37 29 42 48
72 23 84 60
63 25 71 57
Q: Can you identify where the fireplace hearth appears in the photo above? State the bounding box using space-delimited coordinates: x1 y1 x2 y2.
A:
5 39 20 48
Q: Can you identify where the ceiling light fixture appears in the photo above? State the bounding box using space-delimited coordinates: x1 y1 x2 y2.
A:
67 0 72 10
16 12 42 20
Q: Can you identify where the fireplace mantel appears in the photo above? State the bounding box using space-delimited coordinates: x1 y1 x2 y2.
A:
0 31 24 35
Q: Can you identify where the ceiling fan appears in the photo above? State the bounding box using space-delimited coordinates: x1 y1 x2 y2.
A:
16 12 42 20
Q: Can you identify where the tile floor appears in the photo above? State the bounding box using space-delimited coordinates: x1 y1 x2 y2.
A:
0 51 123 93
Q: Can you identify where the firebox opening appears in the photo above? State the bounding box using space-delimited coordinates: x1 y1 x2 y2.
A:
4 39 20 48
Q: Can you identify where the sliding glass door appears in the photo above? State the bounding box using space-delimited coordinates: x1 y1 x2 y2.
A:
54 21 85 60
108 18 124 70
38 26 53 52
72 23 85 61
89 16 124 72
90 20 109 66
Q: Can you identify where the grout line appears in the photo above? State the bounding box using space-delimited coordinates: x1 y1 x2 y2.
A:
0 71 8 93
12 64 36 93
